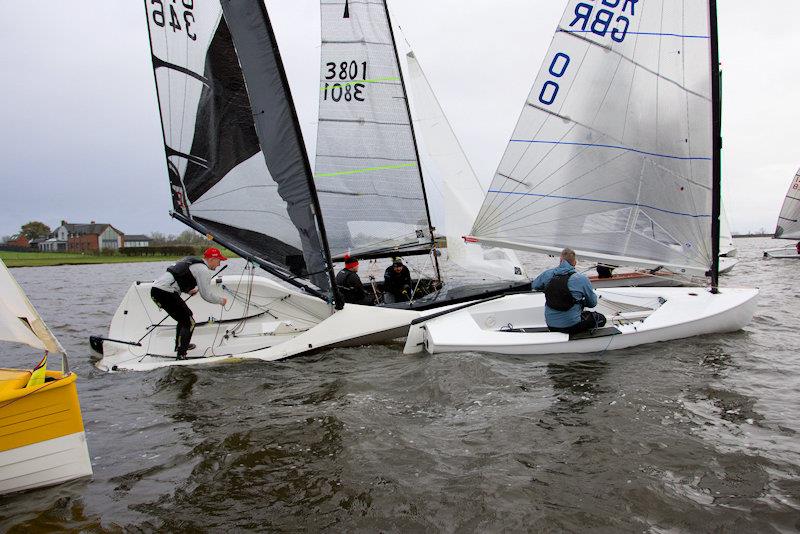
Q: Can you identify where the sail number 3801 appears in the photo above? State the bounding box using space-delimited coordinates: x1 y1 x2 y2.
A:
323 61 367 103
150 0 196 41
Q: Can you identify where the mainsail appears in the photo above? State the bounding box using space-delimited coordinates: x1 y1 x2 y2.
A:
774 167 800 239
143 0 336 295
315 0 435 260
472 0 717 277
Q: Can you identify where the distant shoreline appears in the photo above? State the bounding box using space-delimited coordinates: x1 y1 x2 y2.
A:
0 251 186 268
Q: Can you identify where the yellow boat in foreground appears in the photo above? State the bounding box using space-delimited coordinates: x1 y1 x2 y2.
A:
0 260 91 495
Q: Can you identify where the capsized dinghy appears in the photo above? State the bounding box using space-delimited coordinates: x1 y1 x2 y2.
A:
0 260 92 495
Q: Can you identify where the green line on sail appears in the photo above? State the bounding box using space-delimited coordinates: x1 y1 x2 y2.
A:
315 163 416 178
320 77 400 90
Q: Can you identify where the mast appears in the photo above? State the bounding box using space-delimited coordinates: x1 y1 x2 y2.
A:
382 0 441 283
253 0 344 310
709 0 722 293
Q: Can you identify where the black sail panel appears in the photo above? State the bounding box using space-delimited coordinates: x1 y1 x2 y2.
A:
143 0 335 295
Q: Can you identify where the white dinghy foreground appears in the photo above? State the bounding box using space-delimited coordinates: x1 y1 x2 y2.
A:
406 0 757 356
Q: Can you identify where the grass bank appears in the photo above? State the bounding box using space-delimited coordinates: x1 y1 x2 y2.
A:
1 251 187 268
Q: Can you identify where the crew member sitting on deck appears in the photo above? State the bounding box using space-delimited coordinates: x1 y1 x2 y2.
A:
383 257 413 304
150 247 228 359
532 248 606 335
335 255 374 305
796 241 800 255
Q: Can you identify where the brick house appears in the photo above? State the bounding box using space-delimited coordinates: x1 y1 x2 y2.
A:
6 234 30 248
51 221 125 252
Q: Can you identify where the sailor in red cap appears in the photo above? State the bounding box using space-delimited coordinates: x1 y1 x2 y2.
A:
150 247 229 359
335 255 373 305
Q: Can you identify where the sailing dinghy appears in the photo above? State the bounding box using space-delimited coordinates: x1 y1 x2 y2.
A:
763 167 800 259
0 260 92 494
94 0 524 372
405 0 757 356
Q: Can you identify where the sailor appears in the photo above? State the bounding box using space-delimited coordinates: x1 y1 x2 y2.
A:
382 256 413 304
796 241 800 255
531 248 606 335
150 247 228 359
335 255 373 305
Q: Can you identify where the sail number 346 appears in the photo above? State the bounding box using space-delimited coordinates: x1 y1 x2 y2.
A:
150 0 196 41
323 61 367 103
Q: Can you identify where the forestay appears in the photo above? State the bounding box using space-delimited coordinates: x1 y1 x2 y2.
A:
472 0 715 276
775 167 800 239
315 0 434 259
143 0 333 291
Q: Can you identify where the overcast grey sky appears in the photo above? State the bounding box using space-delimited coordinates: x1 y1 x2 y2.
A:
1 1 798 238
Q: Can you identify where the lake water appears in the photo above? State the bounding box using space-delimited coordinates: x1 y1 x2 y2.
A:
1 237 798 531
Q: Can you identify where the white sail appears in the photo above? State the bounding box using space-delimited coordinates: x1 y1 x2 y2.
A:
719 200 736 256
405 51 526 279
774 167 800 239
315 0 433 259
0 260 63 354
472 1 715 277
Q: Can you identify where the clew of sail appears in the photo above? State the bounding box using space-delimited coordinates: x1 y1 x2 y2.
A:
471 1 716 277
315 0 434 260
143 0 335 294
774 167 800 239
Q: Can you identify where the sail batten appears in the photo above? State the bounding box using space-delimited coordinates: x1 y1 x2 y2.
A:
472 0 716 275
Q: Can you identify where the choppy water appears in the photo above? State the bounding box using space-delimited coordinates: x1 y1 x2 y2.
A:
1 237 799 532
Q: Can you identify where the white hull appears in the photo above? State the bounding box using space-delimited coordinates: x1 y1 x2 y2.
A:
763 246 800 259
404 287 758 356
0 432 92 495
96 275 423 372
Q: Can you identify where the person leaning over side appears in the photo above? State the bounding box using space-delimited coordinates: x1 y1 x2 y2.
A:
531 248 606 335
150 247 228 359
382 256 413 304
335 255 374 305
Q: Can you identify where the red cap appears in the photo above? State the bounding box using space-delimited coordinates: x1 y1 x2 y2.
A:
204 247 228 261
344 254 359 268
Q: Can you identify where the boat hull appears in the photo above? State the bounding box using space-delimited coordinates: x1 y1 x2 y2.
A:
763 246 800 259
94 275 424 371
0 371 92 495
405 287 758 356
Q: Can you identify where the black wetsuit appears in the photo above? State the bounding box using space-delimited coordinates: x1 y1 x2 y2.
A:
335 268 373 305
383 265 412 303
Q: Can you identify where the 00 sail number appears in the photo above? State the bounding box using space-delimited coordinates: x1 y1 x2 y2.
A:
150 0 196 41
323 61 367 103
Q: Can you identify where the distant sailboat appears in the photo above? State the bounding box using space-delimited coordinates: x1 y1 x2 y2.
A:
0 260 92 494
763 167 800 259
405 0 757 356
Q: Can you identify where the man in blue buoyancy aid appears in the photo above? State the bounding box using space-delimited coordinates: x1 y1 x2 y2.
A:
150 248 228 359
531 248 607 335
